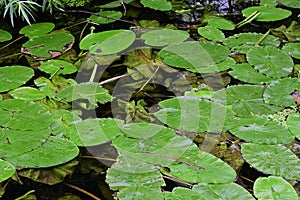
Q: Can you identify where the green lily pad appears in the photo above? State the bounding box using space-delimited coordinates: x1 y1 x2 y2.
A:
19 22 55 38
39 60 77 75
223 33 280 54
254 176 298 200
51 109 81 136
282 43 300 59
121 123 173 138
0 66 34 93
198 26 225 42
263 78 300 107
89 11 122 24
154 96 227 132
79 30 135 55
229 116 294 144
0 159 15 183
247 46 293 78
260 0 278 7
229 63 274 84
279 0 300 8
241 143 300 180
158 41 216 73
166 183 254 199
0 29 12 42
9 87 46 100
7 136 79 168
56 82 112 109
140 0 172 11
22 32 74 59
207 18 235 30
200 41 231 64
242 6 292 22
99 0 133 8
287 113 300 140
141 29 189 46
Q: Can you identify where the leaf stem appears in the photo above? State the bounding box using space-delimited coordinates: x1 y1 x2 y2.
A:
255 30 270 46
64 182 102 200
0 35 24 52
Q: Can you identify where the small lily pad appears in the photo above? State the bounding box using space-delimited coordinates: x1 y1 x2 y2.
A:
242 6 292 22
198 26 225 42
254 176 298 200
0 66 34 93
282 43 300 59
39 60 77 75
279 0 300 8
287 113 300 140
89 11 122 24
247 46 293 78
79 30 136 55
141 29 189 46
0 159 15 182
99 0 133 8
208 18 235 30
9 87 46 100
140 0 172 11
0 29 12 42
19 22 55 38
241 143 300 180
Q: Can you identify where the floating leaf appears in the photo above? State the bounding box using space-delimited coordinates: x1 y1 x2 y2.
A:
207 18 235 30
241 143 300 180
9 87 46 100
263 78 300 107
141 0 172 11
254 176 298 200
282 43 300 59
7 136 79 168
242 6 292 22
154 96 227 132
229 63 273 84
279 0 300 8
99 0 133 8
287 113 300 140
247 46 293 78
200 41 231 64
260 0 278 7
229 116 294 144
0 159 15 183
22 32 74 59
198 26 225 42
56 82 112 109
121 123 172 138
19 22 55 38
141 29 189 46
79 30 135 55
0 66 34 93
39 60 77 75
223 33 280 54
0 29 12 42
51 109 81 136
158 41 216 73
89 11 122 24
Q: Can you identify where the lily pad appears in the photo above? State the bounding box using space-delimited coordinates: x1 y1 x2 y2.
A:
79 30 135 55
260 0 278 7
287 113 300 140
39 60 77 75
241 143 300 180
279 0 300 8
21 32 74 60
0 66 34 93
9 87 46 100
0 29 12 42
198 26 225 42
229 63 274 84
207 18 235 30
282 43 300 59
263 78 300 107
89 11 122 24
7 136 79 168
254 176 298 200
141 29 189 46
242 6 292 22
0 159 15 182
99 0 133 8
19 22 55 38
247 46 293 78
140 0 172 11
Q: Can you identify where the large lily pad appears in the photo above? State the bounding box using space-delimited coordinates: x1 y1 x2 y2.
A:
0 66 34 93
254 176 298 200
241 143 300 180
141 29 189 46
242 6 292 22
79 30 135 55
247 46 293 78
0 29 12 42
0 159 15 183
19 22 55 38
140 0 172 11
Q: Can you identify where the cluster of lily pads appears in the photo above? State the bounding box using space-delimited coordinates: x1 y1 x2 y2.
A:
0 0 300 199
